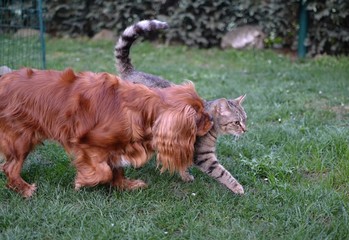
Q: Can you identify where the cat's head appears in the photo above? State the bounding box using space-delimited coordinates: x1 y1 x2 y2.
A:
212 95 247 136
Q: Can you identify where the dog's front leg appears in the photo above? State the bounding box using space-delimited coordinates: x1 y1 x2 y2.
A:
73 148 113 190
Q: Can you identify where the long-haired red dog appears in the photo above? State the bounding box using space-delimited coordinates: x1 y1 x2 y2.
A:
0 68 212 197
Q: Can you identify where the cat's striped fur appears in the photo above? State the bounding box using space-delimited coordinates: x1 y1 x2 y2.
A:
115 20 172 88
115 20 246 194
192 98 246 194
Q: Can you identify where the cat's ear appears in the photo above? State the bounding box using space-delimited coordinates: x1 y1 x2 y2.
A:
215 98 231 115
234 94 246 105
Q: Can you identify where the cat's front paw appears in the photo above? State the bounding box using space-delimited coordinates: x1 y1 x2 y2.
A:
232 184 244 195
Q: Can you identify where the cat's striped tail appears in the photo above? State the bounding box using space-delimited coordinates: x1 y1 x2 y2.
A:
115 20 169 75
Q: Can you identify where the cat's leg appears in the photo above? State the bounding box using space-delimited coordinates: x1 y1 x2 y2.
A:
214 166 244 195
110 167 147 190
179 169 194 182
73 148 113 190
1 132 36 198
195 159 244 195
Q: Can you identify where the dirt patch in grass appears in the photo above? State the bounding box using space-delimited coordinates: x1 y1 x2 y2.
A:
305 98 349 122
302 170 329 182
327 104 349 121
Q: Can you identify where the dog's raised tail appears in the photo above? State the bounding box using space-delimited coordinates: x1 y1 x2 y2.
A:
115 19 169 76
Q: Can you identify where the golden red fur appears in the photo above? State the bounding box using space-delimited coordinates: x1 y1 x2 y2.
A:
0 68 212 197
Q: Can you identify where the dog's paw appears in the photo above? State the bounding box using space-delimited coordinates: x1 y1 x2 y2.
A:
74 183 82 191
179 170 195 182
118 179 148 190
21 183 37 198
6 180 37 198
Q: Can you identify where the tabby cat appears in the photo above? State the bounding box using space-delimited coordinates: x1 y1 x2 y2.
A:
115 20 247 194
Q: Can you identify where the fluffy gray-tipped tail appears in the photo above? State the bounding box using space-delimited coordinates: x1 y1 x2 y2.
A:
115 20 169 75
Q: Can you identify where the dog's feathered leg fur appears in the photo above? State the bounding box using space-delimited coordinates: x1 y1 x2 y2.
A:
1 131 37 197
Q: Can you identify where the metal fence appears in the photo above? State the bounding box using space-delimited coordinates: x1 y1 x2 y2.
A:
0 0 46 70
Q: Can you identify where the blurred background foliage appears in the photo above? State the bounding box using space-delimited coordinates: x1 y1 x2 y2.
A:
41 0 349 55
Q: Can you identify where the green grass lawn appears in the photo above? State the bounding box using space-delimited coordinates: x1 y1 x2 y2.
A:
1 37 349 239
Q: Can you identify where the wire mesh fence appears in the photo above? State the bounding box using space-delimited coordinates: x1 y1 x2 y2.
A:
0 0 46 71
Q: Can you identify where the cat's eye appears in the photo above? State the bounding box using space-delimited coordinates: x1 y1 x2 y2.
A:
234 121 240 125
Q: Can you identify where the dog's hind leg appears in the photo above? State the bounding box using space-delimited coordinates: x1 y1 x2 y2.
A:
110 167 148 190
1 132 36 198
73 148 113 190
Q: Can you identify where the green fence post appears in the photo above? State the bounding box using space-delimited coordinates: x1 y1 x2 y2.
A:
297 0 308 58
